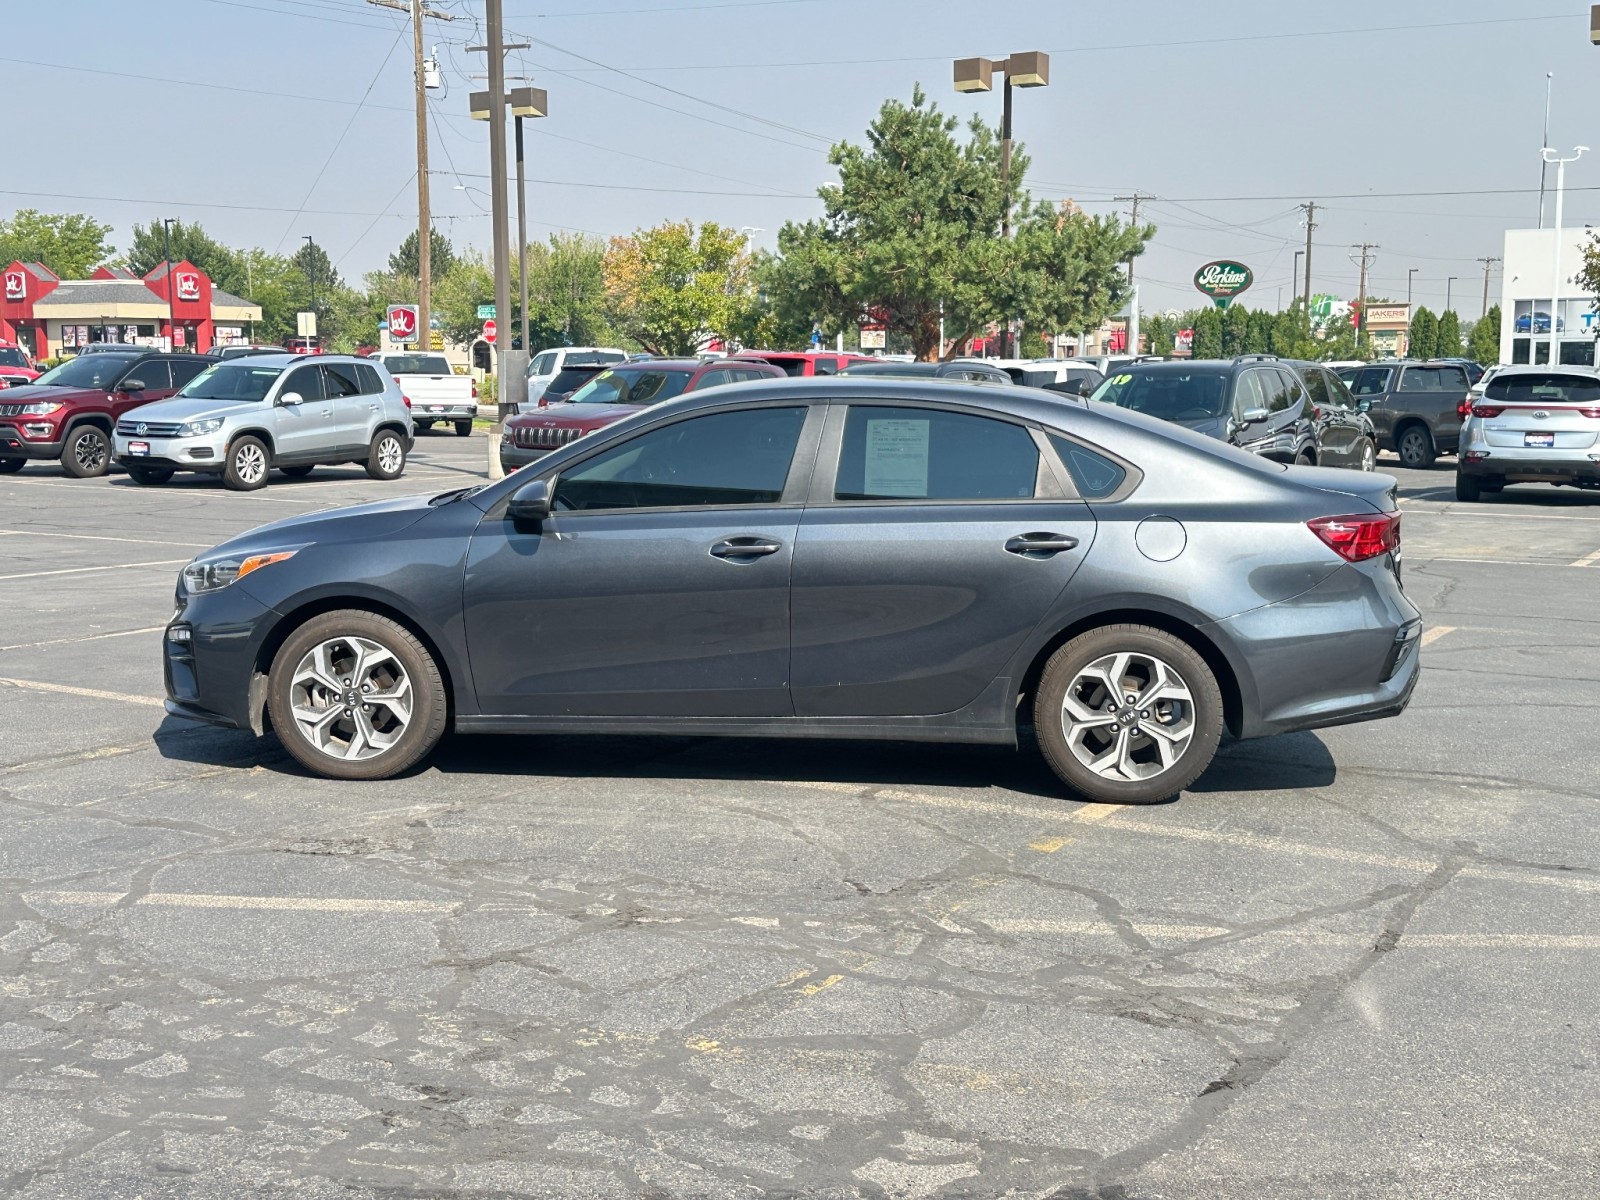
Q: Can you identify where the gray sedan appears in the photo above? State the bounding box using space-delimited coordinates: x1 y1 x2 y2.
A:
163 379 1420 805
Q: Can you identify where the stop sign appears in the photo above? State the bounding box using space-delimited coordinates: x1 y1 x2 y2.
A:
483 319 497 345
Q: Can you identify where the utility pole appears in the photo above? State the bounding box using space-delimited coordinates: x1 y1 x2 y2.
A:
1299 202 1318 313
368 0 453 349
1446 275 1458 314
1539 71 1553 228
1113 192 1154 286
1407 268 1417 311
1477 256 1501 318
1350 243 1379 351
162 218 176 351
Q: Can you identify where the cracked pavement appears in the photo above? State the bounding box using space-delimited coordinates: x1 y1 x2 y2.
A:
1 443 1597 1198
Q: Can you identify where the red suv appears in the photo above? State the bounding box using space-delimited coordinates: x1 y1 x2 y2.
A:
0 350 217 477
0 342 39 389
501 358 783 471
730 349 876 377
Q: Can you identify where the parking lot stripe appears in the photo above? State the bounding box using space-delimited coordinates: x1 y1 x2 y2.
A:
0 559 188 581
0 677 165 708
1420 626 1456 647
23 890 456 914
1572 548 1600 568
0 625 168 653
1400 507 1600 523
988 919 1600 949
1423 557 1588 569
0 528 210 549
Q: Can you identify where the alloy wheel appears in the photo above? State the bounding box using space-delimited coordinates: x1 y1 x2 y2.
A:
1060 651 1195 782
377 435 403 474
1399 430 1428 468
74 431 106 473
289 636 412 761
234 443 266 485
1361 441 1376 472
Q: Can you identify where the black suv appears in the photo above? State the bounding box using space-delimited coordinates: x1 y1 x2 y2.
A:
1343 360 1472 468
1089 356 1377 469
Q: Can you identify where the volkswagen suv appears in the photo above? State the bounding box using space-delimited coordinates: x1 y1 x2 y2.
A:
112 354 413 491
1456 366 1600 500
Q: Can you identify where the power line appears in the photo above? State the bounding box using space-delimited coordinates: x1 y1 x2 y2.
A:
426 168 811 197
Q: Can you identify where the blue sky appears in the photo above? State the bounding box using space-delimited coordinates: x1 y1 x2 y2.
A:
8 0 1598 314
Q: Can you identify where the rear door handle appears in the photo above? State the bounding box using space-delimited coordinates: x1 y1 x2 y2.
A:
710 536 783 561
1005 532 1079 556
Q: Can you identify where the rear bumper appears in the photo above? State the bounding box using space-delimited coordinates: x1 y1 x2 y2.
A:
1459 454 1600 483
411 407 476 421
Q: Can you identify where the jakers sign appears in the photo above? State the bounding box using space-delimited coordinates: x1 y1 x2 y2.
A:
1194 260 1253 309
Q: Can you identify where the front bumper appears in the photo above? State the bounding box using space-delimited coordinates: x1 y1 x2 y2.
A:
164 582 277 733
0 421 64 459
114 432 226 471
500 442 554 471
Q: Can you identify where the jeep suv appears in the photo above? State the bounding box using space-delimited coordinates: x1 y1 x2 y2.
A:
0 350 215 477
111 354 412 491
1344 360 1472 468
0 342 40 389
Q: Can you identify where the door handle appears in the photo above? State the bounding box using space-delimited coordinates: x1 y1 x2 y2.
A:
1005 532 1079 557
365 403 379 411
709 536 782 561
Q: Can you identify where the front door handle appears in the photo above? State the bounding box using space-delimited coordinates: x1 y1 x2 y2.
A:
1005 532 1079 557
710 536 783 562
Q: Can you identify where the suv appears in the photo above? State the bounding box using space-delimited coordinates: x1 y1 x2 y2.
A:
0 342 40 389
502 358 782 470
1090 356 1376 469
840 360 1013 384
111 354 413 491
0 350 216 477
995 359 1106 396
525 347 628 409
1345 360 1473 468
1456 366 1600 501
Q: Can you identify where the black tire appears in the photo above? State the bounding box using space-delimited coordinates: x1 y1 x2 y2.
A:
1293 451 1314 467
223 435 271 491
126 465 175 486
366 428 407 481
1359 438 1377 472
279 465 315 478
60 425 110 478
267 609 448 781
455 420 472 437
0 458 24 474
1454 473 1481 502
1033 624 1224 805
415 420 434 431
1396 425 1436 470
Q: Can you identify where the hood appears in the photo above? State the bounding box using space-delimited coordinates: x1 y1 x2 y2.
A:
0 382 102 404
1171 415 1229 441
200 493 441 560
1286 465 1398 513
512 403 638 427
121 395 271 425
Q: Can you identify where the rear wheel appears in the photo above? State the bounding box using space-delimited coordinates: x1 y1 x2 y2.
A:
1397 425 1436 469
1359 439 1377 472
267 609 448 781
1293 450 1314 467
366 429 407 480
1455 472 1482 502
415 420 434 431
0 458 24 475
125 465 175 486
224 436 270 491
1033 624 1224 805
455 420 472 437
60 426 110 478
280 464 315 478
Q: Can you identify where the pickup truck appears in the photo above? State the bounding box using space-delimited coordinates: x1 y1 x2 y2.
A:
369 351 477 436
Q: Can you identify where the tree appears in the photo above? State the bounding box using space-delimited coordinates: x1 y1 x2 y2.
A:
1408 306 1438 360
1142 311 1178 356
431 254 495 348
1271 302 1317 359
603 220 748 356
125 219 247 294
767 88 1149 361
1192 306 1223 359
0 209 114 278
1221 303 1249 356
1468 305 1502 364
524 232 613 348
1245 307 1275 354
388 226 456 281
1436 310 1462 357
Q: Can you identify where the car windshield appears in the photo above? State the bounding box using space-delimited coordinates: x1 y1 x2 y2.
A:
177 363 284 402
1091 369 1230 419
32 354 142 389
1484 372 1600 405
566 368 693 406
381 354 452 375
0 348 28 369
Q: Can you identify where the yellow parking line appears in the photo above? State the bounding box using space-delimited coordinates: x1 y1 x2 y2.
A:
1572 549 1600 568
1028 836 1073 853
0 677 165 709
1421 626 1456 647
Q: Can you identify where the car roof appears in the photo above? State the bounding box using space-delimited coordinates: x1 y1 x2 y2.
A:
1482 363 1600 378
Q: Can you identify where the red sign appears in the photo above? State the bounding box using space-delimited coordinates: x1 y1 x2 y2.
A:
3 270 23 301
1175 329 1194 352
175 272 200 302
173 328 186 348
1107 329 1128 352
482 319 497 345
388 304 419 342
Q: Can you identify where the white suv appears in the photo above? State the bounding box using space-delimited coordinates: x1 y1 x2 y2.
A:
1456 365 1600 500
525 346 627 411
111 354 413 491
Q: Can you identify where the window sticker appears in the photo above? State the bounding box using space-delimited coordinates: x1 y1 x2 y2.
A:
863 418 930 497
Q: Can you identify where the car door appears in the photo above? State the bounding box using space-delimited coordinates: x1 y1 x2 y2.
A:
1350 366 1395 444
1299 366 1354 465
320 361 372 455
1427 364 1470 451
1316 368 1366 466
463 403 818 717
789 402 1096 717
111 359 172 421
272 364 333 461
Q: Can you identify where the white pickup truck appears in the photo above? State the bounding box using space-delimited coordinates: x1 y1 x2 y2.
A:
370 352 478 436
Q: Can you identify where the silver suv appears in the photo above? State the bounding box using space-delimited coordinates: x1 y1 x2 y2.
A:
1456 365 1600 500
110 354 413 491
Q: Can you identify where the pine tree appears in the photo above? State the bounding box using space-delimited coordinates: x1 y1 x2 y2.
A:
1193 307 1224 359
1435 310 1462 358
1468 305 1502 364
1408 306 1438 360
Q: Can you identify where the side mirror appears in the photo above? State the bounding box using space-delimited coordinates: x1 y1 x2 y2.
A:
1055 378 1088 396
120 378 146 392
1238 407 1270 425
1358 397 1372 413
508 477 551 523
278 391 303 407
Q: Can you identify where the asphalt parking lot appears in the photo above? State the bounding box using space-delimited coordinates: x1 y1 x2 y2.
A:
1 433 1597 1199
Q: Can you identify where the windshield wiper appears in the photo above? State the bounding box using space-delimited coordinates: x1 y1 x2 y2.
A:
429 485 482 507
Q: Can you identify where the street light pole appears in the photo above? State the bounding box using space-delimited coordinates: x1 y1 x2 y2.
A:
162 218 176 351
1446 276 1458 314
303 235 317 347
516 114 529 357
1407 268 1417 311
1543 144 1587 364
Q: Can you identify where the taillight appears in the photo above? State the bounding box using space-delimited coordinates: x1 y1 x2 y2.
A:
1457 400 1473 419
1308 512 1401 563
471 382 478 399
1470 405 1503 418
401 394 412 409
1579 406 1600 419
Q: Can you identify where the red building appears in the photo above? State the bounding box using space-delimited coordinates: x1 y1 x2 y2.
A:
0 260 261 358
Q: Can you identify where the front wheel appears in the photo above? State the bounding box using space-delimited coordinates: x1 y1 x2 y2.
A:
0 458 24 475
267 610 448 780
1033 625 1224 805
1359 439 1377 472
366 429 407 480
126 465 175 486
224 435 271 491
60 426 110 478
455 420 472 437
1397 426 1436 469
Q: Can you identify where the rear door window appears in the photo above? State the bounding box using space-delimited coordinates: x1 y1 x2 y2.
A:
355 364 385 394
1399 367 1445 393
128 360 173 391
1352 367 1392 396
321 363 364 397
835 406 1039 501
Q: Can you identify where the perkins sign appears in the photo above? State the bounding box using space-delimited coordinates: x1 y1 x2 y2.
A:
1194 261 1253 301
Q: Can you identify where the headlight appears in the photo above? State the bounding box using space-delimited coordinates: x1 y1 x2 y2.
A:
181 549 299 594
17 401 62 416
176 418 224 437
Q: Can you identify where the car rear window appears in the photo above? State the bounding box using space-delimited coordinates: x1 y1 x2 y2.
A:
382 354 452 375
1484 373 1600 405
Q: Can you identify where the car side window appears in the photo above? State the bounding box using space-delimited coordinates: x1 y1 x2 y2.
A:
1299 368 1331 410
532 352 556 376
1440 366 1469 390
1399 368 1440 393
1260 369 1297 413
834 406 1039 501
1048 435 1127 499
1352 368 1391 396
552 407 808 512
282 365 326 403
812 358 838 376
354 364 385 394
321 363 364 398
1232 370 1267 415
128 361 173 391
169 359 209 388
697 370 734 389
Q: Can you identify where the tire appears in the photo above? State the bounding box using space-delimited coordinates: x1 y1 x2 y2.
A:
1033 624 1224 805
60 425 110 478
267 609 448 781
1293 451 1314 467
223 435 271 491
126 465 175 486
279 464 315 478
415 420 434 431
1396 425 1436 470
366 428 407 481
1359 439 1377 472
1455 472 1481 502
455 420 472 437
0 458 24 474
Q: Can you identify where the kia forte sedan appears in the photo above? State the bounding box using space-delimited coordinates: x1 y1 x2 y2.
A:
163 380 1421 804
